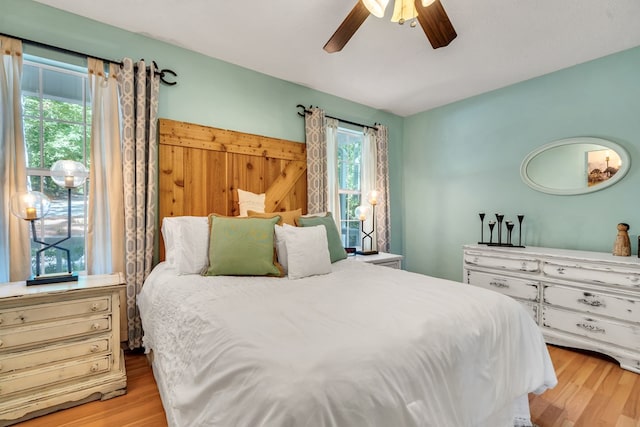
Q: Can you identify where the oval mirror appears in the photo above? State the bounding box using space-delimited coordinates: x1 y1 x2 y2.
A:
520 137 630 195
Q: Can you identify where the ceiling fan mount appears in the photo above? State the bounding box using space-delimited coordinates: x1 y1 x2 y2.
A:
323 0 457 53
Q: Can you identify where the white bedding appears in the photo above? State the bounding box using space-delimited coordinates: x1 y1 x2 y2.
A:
138 260 556 427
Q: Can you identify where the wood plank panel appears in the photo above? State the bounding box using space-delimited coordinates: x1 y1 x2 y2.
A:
158 119 307 261
159 119 306 162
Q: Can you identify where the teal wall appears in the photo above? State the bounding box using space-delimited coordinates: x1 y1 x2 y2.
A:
1 0 405 256
5 1 640 281
402 46 640 281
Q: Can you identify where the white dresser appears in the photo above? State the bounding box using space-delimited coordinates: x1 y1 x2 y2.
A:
463 244 640 374
0 274 127 426
352 252 403 269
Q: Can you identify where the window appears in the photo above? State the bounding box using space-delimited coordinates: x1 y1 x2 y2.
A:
21 56 91 274
337 127 363 248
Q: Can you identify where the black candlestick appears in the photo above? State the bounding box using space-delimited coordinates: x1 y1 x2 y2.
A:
488 221 495 244
517 214 525 247
479 213 485 243
506 221 514 245
495 214 504 245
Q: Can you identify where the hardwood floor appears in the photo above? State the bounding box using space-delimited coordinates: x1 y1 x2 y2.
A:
13 345 640 427
529 345 640 427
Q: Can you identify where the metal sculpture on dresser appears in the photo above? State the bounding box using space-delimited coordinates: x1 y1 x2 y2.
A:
477 212 525 248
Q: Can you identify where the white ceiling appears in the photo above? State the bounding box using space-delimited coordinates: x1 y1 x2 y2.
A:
34 0 640 117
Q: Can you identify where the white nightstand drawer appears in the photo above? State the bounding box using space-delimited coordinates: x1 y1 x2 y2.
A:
544 284 640 323
0 317 111 351
542 307 640 352
0 296 111 328
0 337 110 374
466 270 539 302
0 355 111 397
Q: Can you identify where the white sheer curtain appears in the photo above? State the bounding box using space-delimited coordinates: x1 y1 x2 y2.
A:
0 37 30 282
361 127 378 252
325 117 341 232
86 58 125 276
119 58 159 349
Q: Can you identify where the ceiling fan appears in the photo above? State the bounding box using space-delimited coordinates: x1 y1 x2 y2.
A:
324 0 457 53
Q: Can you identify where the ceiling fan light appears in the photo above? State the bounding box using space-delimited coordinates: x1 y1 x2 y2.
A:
362 0 389 18
421 0 436 6
391 0 417 23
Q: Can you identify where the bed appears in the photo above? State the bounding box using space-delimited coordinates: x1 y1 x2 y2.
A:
139 119 557 426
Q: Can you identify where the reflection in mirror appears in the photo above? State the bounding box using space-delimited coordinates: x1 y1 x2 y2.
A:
520 137 630 195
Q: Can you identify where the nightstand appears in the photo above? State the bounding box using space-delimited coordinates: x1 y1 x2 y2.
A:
0 274 127 426
352 252 403 269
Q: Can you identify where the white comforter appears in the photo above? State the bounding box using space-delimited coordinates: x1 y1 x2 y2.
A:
138 260 556 427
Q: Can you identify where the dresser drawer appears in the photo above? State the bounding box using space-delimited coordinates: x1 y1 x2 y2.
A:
0 337 110 374
0 296 110 328
0 355 111 397
543 261 640 290
544 284 640 323
542 306 640 352
467 270 539 301
464 251 539 273
0 317 110 351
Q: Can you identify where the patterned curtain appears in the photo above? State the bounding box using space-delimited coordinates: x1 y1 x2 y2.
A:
304 108 327 214
325 118 342 232
119 59 159 349
375 124 390 252
0 37 30 282
87 58 125 277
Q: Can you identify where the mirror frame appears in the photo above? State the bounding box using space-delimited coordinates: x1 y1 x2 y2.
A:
520 137 630 195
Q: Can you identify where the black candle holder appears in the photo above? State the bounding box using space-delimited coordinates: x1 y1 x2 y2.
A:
477 212 525 248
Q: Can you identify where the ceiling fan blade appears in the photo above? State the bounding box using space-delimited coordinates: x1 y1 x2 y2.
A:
414 0 457 49
324 1 371 53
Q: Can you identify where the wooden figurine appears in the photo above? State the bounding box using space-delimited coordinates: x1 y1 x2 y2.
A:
613 223 631 256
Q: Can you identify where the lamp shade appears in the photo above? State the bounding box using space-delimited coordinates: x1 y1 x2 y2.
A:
50 160 88 188
10 191 51 220
391 0 417 22
367 190 379 206
362 0 389 18
354 205 371 221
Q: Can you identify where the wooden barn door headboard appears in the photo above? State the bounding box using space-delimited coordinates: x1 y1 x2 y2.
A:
158 119 307 260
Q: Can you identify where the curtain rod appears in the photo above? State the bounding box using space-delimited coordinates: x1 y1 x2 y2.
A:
0 31 178 86
296 104 378 131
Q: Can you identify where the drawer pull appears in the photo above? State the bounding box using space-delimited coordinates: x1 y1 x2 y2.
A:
556 267 565 274
576 322 605 333
0 339 3 347
90 363 100 373
630 276 640 283
91 323 101 331
90 344 100 353
577 297 605 307
490 280 509 289
91 303 99 311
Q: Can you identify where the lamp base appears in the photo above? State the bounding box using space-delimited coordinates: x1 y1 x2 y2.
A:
27 272 78 286
356 250 379 256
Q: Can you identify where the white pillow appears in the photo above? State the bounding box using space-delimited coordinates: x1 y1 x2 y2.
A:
282 224 331 280
237 189 265 217
161 216 210 275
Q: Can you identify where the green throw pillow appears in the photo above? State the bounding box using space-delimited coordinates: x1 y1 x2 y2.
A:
203 215 282 276
296 213 347 263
